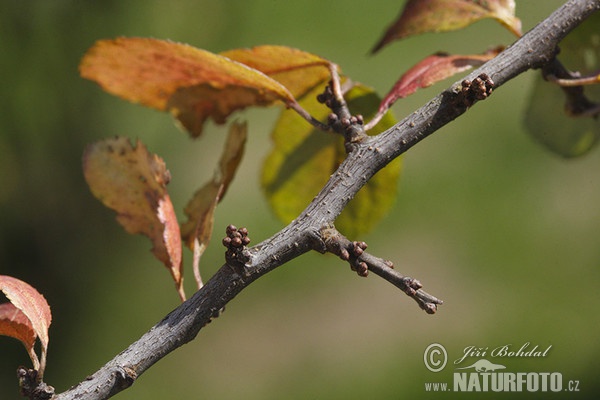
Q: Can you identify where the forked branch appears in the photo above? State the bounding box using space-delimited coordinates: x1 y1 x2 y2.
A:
41 1 600 399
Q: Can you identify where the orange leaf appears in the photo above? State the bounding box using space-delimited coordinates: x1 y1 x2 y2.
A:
80 38 294 137
0 275 52 374
0 302 36 356
221 45 333 99
379 48 502 113
82 137 184 300
372 0 521 53
181 122 247 288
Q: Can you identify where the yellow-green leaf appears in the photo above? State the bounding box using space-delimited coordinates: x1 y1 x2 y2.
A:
262 83 401 237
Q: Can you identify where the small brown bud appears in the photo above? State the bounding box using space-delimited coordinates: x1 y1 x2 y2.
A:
340 248 350 261
357 262 369 277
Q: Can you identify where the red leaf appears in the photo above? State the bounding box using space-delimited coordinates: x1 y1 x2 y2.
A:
379 48 502 113
83 137 185 300
372 0 521 53
0 302 36 354
0 275 52 375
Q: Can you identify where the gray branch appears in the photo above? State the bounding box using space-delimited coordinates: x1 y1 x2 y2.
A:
46 1 599 399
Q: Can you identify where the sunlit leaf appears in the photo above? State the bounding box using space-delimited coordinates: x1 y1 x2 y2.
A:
524 13 600 157
221 45 333 99
372 0 521 53
181 122 247 288
0 275 52 374
80 38 294 138
82 137 185 299
262 83 401 237
379 47 502 113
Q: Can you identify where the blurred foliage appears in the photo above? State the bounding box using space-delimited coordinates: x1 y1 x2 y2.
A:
1 1 599 399
525 12 600 157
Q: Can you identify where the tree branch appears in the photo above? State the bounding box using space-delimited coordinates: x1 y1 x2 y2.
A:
45 1 599 399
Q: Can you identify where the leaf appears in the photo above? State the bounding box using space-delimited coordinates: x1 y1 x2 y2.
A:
181 121 247 288
82 137 185 299
524 13 600 157
0 275 52 375
0 303 36 352
221 45 334 99
80 38 295 138
262 83 401 238
379 48 502 113
372 0 521 53
525 74 599 157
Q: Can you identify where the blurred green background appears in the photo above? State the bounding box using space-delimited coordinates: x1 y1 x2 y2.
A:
1 1 599 399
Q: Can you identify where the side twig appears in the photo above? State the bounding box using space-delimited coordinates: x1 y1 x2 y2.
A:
320 226 443 314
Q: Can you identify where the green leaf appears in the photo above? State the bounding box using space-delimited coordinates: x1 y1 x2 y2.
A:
262 82 401 237
524 13 600 158
525 75 599 158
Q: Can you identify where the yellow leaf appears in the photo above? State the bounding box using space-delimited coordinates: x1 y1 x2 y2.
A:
221 45 333 99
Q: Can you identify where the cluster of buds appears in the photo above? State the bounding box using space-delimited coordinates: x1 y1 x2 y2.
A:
338 240 369 277
316 82 336 108
458 73 494 107
401 277 423 297
222 225 251 269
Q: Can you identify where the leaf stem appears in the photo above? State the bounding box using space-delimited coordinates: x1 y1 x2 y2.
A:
287 99 331 131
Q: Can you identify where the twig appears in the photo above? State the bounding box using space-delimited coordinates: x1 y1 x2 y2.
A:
317 68 369 148
320 226 443 314
542 58 600 117
287 99 331 131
